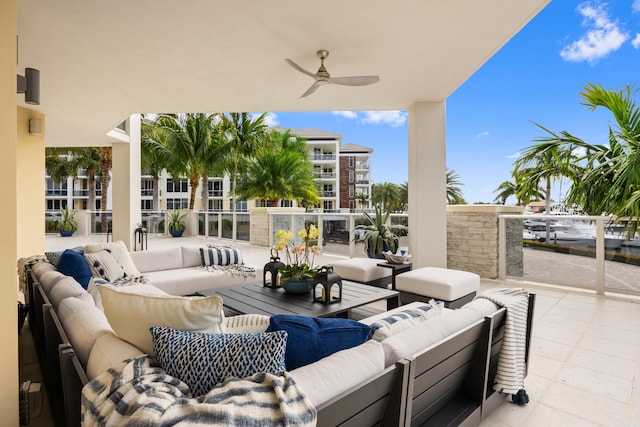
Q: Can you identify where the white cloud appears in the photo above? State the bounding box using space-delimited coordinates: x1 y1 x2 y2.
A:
633 0 640 13
477 131 490 138
263 112 279 127
507 152 521 159
560 2 628 64
572 146 587 158
633 33 640 49
332 111 358 119
360 110 407 127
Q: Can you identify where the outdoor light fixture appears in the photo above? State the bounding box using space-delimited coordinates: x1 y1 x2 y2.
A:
17 68 40 105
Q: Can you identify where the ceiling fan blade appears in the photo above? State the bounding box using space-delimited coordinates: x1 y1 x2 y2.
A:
328 76 380 86
285 59 318 79
300 81 320 98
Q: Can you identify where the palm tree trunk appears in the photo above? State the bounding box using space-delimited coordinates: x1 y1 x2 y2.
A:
545 178 552 242
189 175 199 210
100 171 109 232
87 172 96 212
153 175 160 211
201 172 209 212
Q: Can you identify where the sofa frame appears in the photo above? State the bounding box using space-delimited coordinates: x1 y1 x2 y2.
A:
27 269 535 427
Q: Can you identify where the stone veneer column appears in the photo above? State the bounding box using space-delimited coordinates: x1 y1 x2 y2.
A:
447 205 523 279
250 207 306 247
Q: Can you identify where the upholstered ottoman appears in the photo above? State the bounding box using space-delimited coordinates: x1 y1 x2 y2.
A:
395 267 480 308
329 258 392 288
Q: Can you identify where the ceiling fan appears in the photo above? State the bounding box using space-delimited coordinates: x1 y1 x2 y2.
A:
285 50 380 98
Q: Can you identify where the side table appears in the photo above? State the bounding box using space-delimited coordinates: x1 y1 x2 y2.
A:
377 262 412 290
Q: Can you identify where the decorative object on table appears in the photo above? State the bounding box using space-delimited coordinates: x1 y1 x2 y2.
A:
272 223 321 293
313 265 342 305
382 250 411 264
167 209 187 237
354 204 404 258
281 279 314 294
263 249 286 288
55 207 78 237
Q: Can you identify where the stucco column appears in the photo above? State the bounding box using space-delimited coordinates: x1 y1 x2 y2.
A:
111 114 142 249
408 101 447 269
1 0 19 422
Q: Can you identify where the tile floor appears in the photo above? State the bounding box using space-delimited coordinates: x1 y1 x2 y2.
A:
21 234 640 426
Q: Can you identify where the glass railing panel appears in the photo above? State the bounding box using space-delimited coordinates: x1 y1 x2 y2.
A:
221 214 233 239
141 211 163 234
508 216 597 290
197 213 206 236
207 213 219 238
602 218 640 294
322 213 351 257
236 214 250 241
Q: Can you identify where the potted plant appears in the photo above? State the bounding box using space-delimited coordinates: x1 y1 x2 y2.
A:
354 204 400 258
272 223 321 293
167 209 187 237
55 207 78 237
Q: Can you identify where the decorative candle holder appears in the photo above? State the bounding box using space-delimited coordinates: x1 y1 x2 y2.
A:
263 249 285 288
313 265 342 304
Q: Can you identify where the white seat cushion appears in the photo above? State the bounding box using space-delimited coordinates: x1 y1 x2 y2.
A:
396 267 479 301
330 258 391 283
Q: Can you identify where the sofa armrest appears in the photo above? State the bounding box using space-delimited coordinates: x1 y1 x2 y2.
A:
224 314 270 333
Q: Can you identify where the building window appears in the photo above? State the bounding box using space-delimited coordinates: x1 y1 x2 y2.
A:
141 200 153 210
349 200 355 210
230 198 248 212
166 198 188 209
167 178 188 193
208 180 223 197
46 199 68 211
349 185 354 197
46 180 68 196
141 179 154 197
349 156 355 167
323 200 333 211
209 199 223 211
281 199 293 207
349 170 354 182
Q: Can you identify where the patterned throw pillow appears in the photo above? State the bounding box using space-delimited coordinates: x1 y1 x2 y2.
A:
151 327 288 397
84 250 125 282
368 301 444 342
45 246 83 267
199 245 243 266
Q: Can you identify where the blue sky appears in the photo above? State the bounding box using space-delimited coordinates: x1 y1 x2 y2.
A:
263 0 640 204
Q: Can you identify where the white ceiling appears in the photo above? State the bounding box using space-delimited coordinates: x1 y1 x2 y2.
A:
17 0 550 146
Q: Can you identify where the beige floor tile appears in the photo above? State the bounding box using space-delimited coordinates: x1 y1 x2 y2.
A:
556 365 633 403
531 337 575 362
528 354 564 379
568 347 638 379
578 334 640 361
533 322 584 347
539 381 627 426
522 403 605 427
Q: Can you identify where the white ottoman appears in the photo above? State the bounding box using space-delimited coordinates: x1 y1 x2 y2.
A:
395 267 480 308
330 258 392 288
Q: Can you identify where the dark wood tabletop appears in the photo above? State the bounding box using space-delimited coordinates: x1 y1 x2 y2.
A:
198 280 399 318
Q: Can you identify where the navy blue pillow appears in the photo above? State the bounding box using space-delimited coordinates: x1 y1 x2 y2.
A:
56 249 92 289
265 315 372 370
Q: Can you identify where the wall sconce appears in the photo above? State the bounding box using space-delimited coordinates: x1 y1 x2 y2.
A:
17 68 40 105
29 119 42 135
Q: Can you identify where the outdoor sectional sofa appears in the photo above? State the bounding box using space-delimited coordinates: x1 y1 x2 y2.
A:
24 243 535 427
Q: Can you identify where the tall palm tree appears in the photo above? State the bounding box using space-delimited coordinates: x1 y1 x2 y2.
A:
141 115 169 211
150 113 221 210
221 112 271 212
529 83 640 233
514 143 575 215
371 182 400 211
356 192 370 210
493 172 544 205
446 169 466 204
236 129 319 207
96 147 112 228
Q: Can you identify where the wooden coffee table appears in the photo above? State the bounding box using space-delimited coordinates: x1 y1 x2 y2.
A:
197 280 399 318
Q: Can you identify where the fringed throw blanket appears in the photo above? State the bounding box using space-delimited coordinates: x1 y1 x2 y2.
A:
17 255 47 303
477 287 530 405
82 355 317 426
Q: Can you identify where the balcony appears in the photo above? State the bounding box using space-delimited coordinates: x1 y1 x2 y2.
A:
207 190 224 197
310 154 336 161
314 172 336 179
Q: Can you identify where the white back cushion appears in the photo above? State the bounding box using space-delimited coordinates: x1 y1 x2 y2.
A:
98 286 225 355
86 333 144 380
129 247 184 273
84 241 141 277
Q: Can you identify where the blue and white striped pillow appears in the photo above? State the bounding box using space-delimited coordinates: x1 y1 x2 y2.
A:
199 245 243 266
369 301 444 341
